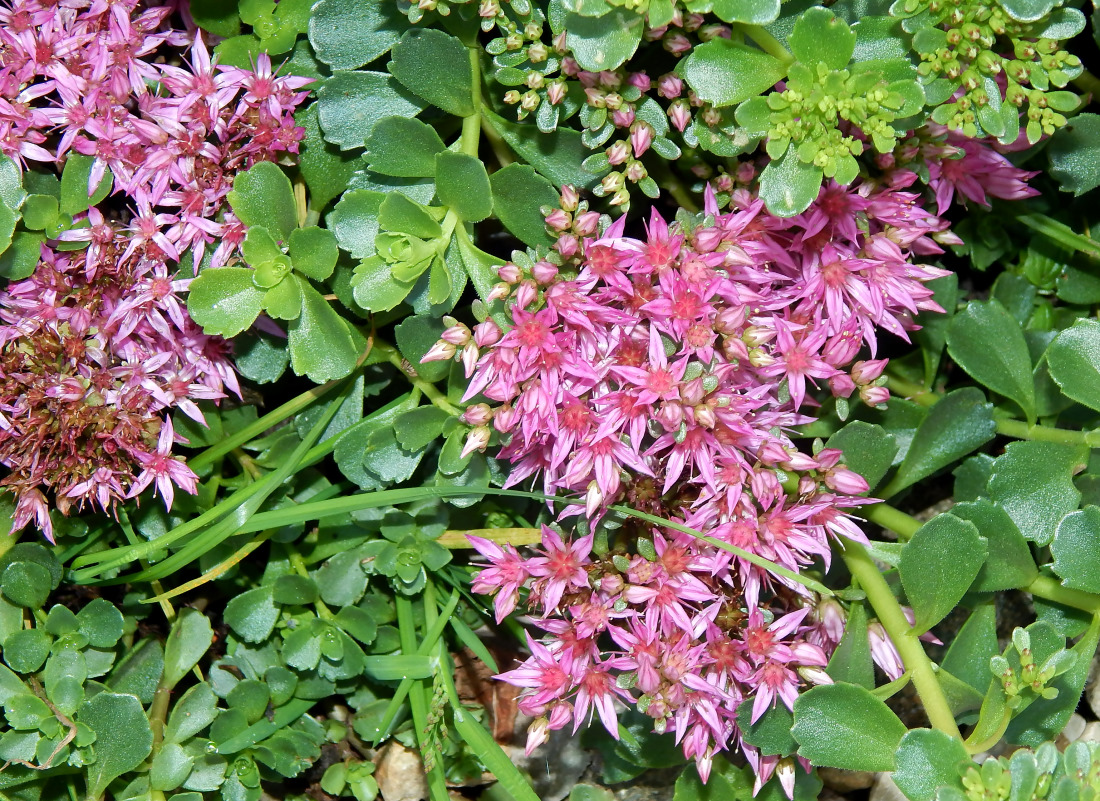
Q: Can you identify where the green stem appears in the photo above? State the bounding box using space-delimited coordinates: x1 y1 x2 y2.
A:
462 45 482 158
1027 574 1100 615
740 24 794 65
886 374 1100 447
378 340 463 416
287 546 334 621
863 503 922 539
1072 68 1100 100
842 541 963 739
1017 212 1100 260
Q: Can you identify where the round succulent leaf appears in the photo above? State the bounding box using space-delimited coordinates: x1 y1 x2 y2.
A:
377 192 442 240
996 0 1058 23
790 6 855 69
351 256 415 312
272 574 319 605
252 256 292 289
163 608 214 690
0 231 46 281
678 38 788 107
1 561 51 608
187 267 266 337
759 146 823 217
564 8 644 72
288 226 339 281
388 29 474 117
792 682 906 772
21 194 58 231
1046 319 1100 412
59 153 113 216
988 441 1085 546
435 152 493 222
308 0 403 70
711 0 780 23
330 189 384 259
241 226 283 267
227 161 297 241
164 682 219 744
899 513 987 634
224 585 280 643
288 277 358 383
892 729 970 801
364 116 446 178
78 693 154 800
317 71 428 152
1050 507 1100 593
4 629 51 673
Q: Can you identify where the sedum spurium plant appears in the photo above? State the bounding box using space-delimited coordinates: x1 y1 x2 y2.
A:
2 0 1100 800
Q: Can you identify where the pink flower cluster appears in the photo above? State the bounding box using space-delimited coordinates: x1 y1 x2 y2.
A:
0 0 311 540
1 0 312 267
431 141 1037 786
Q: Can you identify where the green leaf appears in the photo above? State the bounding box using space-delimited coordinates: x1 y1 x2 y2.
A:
826 422 897 492
288 277 358 383
946 299 1036 423
452 705 541 801
1 561 51 609
241 226 282 266
4 629 51 674
189 0 241 37
234 331 290 384
913 272 958 387
317 71 428 151
0 155 25 211
224 586 280 643
826 601 874 688
564 8 644 71
151 742 194 792
388 29 473 117
884 388 996 495
711 0 780 23
997 0 1057 23
1046 319 1100 412
737 699 796 756
59 153 113 215
0 231 45 280
483 110 601 190
227 162 297 241
759 146 823 217
394 406 451 452
317 552 369 608
288 226 338 281
1049 113 1100 196
162 609 214 690
899 514 987 634
21 194 58 230
954 454 994 502
364 117 446 178
262 274 302 320
187 267 265 338
892 729 969 801
951 500 1037 592
272 574 318 605
395 315 449 383
435 152 492 222
789 6 855 68
78 693 154 800
297 105 361 212
1050 507 1100 593
351 257 414 312
77 598 123 648
165 683 219 744
308 0 404 70
792 683 906 772
330 189 384 259
488 163 558 248
988 441 1086 546
107 639 163 703
678 38 787 107
377 192 441 239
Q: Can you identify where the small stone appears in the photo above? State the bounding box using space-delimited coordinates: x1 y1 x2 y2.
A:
1057 712 1086 748
1079 722 1100 742
375 742 429 801
820 767 875 792
1088 658 1100 719
871 773 910 801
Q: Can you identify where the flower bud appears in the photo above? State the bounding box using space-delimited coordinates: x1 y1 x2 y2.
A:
693 226 723 252
851 358 889 385
828 373 856 398
525 718 550 755
860 385 890 406
473 320 502 348
657 73 683 99
585 480 604 517
487 283 511 302
630 122 654 158
606 141 630 166
628 72 652 92
610 108 635 127
528 42 548 63
555 233 579 259
421 340 456 363
462 342 480 377
825 466 870 495
668 100 691 132
663 32 691 55
494 404 516 432
798 475 817 495
693 404 716 429
496 262 522 284
461 426 492 458
463 403 494 426
440 322 471 346
544 208 572 231
560 185 579 211
573 211 600 236
546 81 566 105
609 187 631 207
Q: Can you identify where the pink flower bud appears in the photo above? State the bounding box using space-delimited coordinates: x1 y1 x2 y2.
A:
473 320 502 347
693 404 716 428
751 468 780 505
585 480 604 517
748 348 775 368
798 666 834 686
668 101 691 132
851 358 889 385
487 283 511 302
547 81 566 105
461 426 492 459
496 262 522 284
825 466 870 495
860 385 890 406
513 279 537 310
815 598 847 642
776 758 797 801
573 211 600 236
555 233 579 259
462 342 480 377
532 260 559 284
822 332 860 366
663 32 691 55
828 374 856 398
544 208 571 231
657 74 683 99
525 718 550 755
714 306 745 334
584 87 606 108
624 160 646 183
421 340 456 363
494 404 517 432
798 475 817 495
606 141 630 166
440 323 471 346
628 72 651 92
463 403 493 426
693 226 723 252
715 173 734 192
680 377 705 406
610 108 635 127
758 439 789 466
783 451 819 472
655 401 683 432
736 161 757 183
560 185 579 211
599 572 624 595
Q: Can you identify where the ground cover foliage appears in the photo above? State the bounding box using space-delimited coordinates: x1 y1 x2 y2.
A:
3 0 1100 800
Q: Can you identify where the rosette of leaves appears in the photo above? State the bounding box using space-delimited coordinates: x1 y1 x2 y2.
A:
890 0 1084 143
714 7 924 215
189 0 313 66
187 161 360 384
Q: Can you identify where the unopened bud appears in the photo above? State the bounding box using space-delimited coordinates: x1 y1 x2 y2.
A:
860 385 890 406
532 260 559 284
463 403 494 426
473 320 502 347
421 340 457 363
461 426 492 458
560 185 579 211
